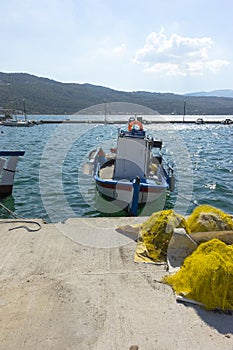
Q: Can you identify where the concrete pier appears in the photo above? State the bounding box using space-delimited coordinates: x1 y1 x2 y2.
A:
38 118 232 125
0 217 232 349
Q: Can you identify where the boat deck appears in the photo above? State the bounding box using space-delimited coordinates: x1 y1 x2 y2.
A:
99 162 161 182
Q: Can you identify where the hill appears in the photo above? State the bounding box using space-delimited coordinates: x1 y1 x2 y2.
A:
185 89 233 98
0 72 233 115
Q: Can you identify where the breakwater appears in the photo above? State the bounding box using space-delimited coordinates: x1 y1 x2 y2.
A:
38 118 232 125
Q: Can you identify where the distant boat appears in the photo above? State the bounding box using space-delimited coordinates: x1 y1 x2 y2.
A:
85 119 175 216
2 99 35 127
2 118 35 127
196 118 205 124
221 118 232 125
0 150 25 198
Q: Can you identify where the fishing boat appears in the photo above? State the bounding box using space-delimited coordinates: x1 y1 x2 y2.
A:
86 119 175 215
2 100 35 127
2 119 35 127
0 150 25 198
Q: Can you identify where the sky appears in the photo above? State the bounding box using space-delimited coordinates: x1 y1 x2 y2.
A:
1 0 233 93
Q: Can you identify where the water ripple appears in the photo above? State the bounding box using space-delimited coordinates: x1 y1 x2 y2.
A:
0 117 232 221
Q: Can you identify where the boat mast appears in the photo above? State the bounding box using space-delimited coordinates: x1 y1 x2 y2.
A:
104 101 107 124
23 99 27 121
183 100 186 123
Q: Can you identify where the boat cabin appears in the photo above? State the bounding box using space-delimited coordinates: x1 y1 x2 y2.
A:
113 129 160 180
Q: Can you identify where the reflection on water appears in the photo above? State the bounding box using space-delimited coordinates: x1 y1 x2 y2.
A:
0 196 15 218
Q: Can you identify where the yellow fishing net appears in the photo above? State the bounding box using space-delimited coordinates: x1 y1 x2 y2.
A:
164 239 233 310
135 205 233 263
134 209 188 262
186 204 233 232
133 205 233 309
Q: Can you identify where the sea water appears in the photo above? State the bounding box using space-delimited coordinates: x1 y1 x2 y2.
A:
0 115 232 222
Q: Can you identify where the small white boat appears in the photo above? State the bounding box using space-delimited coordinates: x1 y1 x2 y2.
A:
87 120 175 215
0 150 25 198
2 100 35 127
2 119 35 127
195 118 204 124
221 118 232 125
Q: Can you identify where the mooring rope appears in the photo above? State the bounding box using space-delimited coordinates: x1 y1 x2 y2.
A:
0 201 42 232
176 193 199 207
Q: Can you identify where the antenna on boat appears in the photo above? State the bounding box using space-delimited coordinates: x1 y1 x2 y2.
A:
183 100 186 123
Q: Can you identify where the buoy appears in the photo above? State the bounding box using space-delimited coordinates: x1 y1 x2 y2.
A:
128 120 143 132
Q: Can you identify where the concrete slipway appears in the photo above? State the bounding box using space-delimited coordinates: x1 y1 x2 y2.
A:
0 217 232 350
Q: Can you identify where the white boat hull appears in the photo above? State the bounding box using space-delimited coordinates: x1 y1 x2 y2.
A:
0 150 25 198
2 120 35 127
95 177 167 206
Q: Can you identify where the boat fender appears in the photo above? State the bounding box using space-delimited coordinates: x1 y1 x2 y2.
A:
128 120 143 132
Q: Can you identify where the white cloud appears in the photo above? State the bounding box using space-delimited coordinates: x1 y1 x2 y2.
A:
92 40 127 61
114 43 127 55
134 29 229 76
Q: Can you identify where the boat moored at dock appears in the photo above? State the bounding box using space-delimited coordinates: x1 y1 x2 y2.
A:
86 119 175 215
0 150 25 198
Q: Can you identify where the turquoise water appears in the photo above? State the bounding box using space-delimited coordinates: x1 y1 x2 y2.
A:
0 115 232 222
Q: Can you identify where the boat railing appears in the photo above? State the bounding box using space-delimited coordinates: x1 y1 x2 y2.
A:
91 148 109 175
118 129 145 139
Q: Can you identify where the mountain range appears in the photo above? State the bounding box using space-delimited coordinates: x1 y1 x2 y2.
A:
185 89 233 98
0 72 233 115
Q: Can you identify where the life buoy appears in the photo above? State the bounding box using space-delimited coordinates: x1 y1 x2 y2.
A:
128 120 143 132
